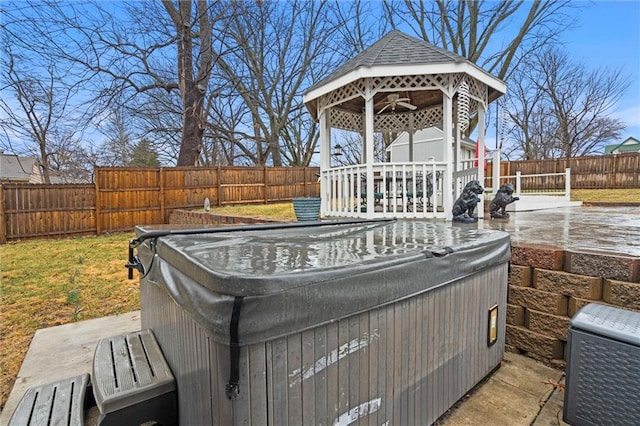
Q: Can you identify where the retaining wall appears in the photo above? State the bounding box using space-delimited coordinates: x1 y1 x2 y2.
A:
506 244 640 368
169 209 285 226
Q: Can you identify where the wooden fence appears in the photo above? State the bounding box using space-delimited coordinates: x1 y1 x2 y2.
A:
1 155 637 242
486 153 640 190
0 166 319 242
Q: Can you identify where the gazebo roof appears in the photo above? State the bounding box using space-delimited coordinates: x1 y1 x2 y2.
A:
303 30 506 122
308 30 467 93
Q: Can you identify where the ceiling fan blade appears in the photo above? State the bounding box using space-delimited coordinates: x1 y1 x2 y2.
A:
397 101 417 110
377 104 391 114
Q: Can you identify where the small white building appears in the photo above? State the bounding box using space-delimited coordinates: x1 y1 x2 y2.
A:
386 127 477 163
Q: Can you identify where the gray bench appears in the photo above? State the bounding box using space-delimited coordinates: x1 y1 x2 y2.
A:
9 373 90 426
92 329 177 426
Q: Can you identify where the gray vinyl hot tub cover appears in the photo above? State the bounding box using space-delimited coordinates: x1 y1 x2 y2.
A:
136 220 511 345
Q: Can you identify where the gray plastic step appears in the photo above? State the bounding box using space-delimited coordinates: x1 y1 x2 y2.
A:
92 329 176 426
8 373 90 426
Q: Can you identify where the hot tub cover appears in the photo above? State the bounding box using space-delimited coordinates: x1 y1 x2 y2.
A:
135 220 510 345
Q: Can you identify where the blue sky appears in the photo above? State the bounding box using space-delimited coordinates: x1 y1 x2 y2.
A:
565 0 640 141
482 0 640 150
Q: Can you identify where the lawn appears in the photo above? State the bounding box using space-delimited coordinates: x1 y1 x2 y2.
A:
0 233 137 411
571 188 640 203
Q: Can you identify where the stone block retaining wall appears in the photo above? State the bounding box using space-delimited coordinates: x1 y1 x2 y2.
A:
506 244 640 368
169 209 285 226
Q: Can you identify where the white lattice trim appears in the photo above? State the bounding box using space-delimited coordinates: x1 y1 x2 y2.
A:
370 74 451 93
331 109 363 132
318 80 366 112
330 105 444 133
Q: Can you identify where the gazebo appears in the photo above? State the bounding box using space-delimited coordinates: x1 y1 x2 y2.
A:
303 30 506 220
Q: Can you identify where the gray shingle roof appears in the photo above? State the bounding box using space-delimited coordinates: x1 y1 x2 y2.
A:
0 154 37 181
307 30 469 93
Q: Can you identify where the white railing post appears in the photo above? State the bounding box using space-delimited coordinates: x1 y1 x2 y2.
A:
515 171 521 197
492 150 501 194
565 168 571 201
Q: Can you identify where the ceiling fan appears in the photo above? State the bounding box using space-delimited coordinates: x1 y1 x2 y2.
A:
375 93 417 114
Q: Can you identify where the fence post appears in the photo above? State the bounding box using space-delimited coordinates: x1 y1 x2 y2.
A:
515 171 521 197
492 150 501 193
565 168 571 201
0 185 6 244
159 167 165 223
94 168 101 235
216 166 222 206
264 167 268 204
303 167 308 197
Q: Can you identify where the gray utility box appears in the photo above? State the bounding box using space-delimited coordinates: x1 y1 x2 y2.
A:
564 303 640 425
134 220 511 425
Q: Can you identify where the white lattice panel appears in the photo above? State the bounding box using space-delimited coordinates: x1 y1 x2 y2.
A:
370 105 443 132
414 106 443 130
318 80 366 111
331 109 363 132
371 74 450 93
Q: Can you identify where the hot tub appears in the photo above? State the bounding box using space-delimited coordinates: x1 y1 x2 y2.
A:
132 219 510 425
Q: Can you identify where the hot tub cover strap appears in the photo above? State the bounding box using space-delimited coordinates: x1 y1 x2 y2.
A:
226 296 244 400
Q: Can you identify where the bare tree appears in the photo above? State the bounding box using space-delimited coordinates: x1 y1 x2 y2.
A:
384 0 576 80
382 0 577 135
504 48 629 158
536 49 628 157
162 0 215 166
212 0 342 166
96 108 134 167
0 45 88 183
2 1 230 166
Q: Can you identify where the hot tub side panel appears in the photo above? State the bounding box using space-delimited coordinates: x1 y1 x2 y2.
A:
141 264 507 425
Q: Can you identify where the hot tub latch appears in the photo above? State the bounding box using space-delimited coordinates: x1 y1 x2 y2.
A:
423 246 454 258
125 242 145 279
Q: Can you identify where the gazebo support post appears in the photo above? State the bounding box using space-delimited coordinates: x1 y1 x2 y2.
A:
454 106 462 198
409 114 415 162
443 92 454 221
319 107 331 217
365 87 375 219
477 102 486 218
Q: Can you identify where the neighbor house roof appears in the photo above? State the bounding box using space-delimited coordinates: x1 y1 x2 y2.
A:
0 154 39 182
604 137 640 154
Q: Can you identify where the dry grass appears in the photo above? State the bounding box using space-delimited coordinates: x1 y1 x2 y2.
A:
572 188 640 203
202 202 297 221
0 233 137 411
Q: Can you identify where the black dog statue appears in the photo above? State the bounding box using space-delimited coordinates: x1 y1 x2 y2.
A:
452 180 484 223
489 183 519 219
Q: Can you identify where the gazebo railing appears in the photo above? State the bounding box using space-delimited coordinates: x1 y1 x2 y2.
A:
321 161 449 219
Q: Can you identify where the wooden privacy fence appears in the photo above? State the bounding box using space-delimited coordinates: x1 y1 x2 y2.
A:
0 166 319 242
486 153 640 190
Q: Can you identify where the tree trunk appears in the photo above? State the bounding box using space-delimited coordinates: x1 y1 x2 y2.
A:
163 0 212 166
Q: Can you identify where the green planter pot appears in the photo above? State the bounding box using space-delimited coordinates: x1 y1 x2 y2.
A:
292 197 321 222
